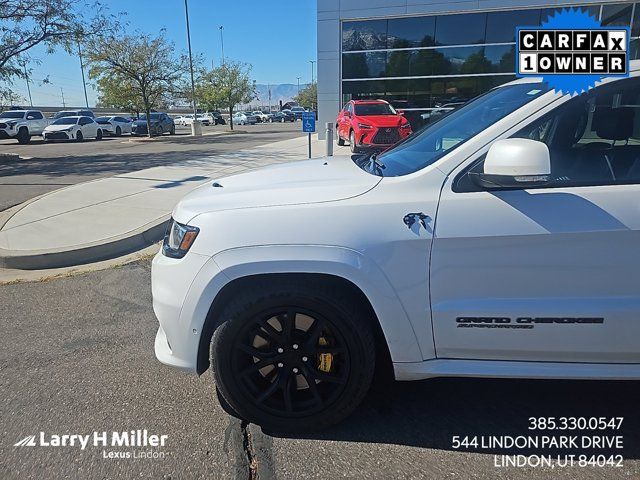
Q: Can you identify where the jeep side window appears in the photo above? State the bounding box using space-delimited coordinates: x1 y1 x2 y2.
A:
459 78 640 190
514 77 640 186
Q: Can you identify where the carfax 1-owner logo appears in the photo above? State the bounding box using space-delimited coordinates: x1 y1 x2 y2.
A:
516 8 630 94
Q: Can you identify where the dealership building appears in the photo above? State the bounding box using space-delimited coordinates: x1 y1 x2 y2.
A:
316 0 640 136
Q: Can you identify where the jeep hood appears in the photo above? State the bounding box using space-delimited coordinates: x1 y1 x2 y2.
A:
173 155 381 224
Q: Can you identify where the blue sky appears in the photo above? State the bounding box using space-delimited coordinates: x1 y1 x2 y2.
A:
12 0 317 107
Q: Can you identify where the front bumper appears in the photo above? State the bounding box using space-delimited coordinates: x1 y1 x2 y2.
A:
132 125 156 135
357 126 411 149
0 129 15 139
44 131 71 140
152 249 229 373
98 125 114 134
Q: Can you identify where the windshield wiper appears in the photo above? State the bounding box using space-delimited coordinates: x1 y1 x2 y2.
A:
367 152 386 176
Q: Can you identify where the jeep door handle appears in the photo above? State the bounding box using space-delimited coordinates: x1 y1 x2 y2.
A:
403 212 431 229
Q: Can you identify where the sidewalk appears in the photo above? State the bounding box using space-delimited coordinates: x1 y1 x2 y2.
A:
0 135 350 269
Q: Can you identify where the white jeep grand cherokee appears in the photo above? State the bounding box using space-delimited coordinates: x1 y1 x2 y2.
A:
152 67 640 431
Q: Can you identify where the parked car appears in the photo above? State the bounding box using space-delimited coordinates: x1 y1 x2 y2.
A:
43 116 103 141
197 114 211 126
152 68 640 432
208 111 226 125
270 111 295 122
336 99 412 153
174 115 190 126
252 111 270 123
289 106 306 120
232 112 257 125
94 116 132 136
52 109 95 119
0 109 48 144
131 112 175 136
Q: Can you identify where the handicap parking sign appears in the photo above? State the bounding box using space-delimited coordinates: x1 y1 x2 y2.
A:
302 112 315 133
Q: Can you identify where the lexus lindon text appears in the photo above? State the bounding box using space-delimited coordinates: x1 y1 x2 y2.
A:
152 64 640 431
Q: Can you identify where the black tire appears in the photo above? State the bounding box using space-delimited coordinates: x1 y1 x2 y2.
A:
170 124 175 135
76 130 83 142
16 127 30 145
337 126 345 146
96 129 103 140
157 125 164 136
115 126 122 136
349 130 359 153
216 386 243 420
211 279 376 432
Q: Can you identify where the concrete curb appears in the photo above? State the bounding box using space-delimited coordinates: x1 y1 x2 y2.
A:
0 214 170 270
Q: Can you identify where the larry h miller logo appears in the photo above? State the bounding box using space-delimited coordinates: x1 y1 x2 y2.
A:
13 430 169 460
516 7 630 94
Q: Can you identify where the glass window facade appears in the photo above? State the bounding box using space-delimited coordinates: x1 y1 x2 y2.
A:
341 3 640 128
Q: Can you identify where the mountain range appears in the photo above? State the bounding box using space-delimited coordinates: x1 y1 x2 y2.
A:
253 83 309 105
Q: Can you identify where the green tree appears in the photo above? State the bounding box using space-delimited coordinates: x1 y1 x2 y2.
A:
0 0 120 89
86 31 189 137
94 73 143 115
294 83 317 110
195 60 255 130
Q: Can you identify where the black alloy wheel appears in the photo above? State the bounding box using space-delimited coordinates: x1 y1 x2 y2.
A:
76 130 83 142
115 126 122 136
212 281 376 431
96 129 103 140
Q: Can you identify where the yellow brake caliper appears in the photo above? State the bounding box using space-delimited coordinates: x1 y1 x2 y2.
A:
317 336 333 373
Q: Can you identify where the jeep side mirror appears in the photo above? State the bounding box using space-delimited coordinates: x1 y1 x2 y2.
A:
470 138 551 189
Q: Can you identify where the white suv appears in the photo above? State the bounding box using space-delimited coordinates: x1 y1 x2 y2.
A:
152 67 640 431
0 110 48 144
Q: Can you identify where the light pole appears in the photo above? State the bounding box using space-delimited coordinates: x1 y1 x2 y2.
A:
77 40 89 108
60 87 66 108
296 76 301 94
309 60 316 85
219 26 225 65
184 0 201 136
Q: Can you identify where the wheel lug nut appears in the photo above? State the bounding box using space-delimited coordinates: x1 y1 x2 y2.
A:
302 356 308 362
292 368 299 373
277 348 284 353
277 362 284 368
292 344 299 349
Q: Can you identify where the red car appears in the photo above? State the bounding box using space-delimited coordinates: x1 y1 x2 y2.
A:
336 99 412 153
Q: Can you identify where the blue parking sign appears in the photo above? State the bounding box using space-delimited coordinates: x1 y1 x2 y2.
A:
302 112 315 133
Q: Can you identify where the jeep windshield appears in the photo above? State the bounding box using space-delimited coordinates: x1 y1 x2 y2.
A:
364 83 550 177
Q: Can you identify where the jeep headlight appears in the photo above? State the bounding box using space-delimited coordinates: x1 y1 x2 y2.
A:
162 219 199 258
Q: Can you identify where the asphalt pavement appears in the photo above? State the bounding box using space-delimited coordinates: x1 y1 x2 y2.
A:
1 260 639 479
0 122 303 212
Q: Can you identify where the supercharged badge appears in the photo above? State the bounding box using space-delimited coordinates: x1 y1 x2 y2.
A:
456 317 604 329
